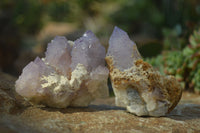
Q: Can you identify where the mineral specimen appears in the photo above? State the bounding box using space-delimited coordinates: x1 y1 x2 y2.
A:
105 27 182 116
15 31 109 108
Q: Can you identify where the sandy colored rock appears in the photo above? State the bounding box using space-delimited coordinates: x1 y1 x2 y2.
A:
106 57 182 116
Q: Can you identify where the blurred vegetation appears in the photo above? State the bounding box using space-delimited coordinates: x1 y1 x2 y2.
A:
146 29 200 93
111 0 200 41
1 0 199 38
0 0 43 35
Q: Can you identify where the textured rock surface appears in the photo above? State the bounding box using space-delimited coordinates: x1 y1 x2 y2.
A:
15 31 109 108
106 27 182 116
0 73 200 133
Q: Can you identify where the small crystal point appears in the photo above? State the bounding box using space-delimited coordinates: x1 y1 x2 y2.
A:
107 26 141 70
71 30 106 72
16 59 41 97
45 36 71 77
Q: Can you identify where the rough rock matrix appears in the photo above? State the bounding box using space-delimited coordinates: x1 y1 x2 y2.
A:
15 31 109 108
105 27 182 116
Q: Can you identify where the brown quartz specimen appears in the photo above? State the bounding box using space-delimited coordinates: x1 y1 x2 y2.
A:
106 27 182 116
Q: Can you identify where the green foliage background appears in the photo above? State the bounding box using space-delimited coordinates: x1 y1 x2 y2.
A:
146 29 200 93
1 0 200 37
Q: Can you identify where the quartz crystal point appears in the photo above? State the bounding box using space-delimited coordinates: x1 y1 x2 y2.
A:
15 31 109 108
71 31 106 72
105 27 182 116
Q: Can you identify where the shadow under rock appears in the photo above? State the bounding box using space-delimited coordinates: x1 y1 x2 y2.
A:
167 103 200 121
40 104 126 114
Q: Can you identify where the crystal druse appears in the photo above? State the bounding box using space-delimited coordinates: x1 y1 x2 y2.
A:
15 31 109 108
105 27 182 116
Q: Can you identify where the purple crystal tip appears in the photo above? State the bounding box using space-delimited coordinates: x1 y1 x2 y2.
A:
107 26 140 70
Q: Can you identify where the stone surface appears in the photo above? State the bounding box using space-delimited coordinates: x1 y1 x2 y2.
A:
15 31 109 108
105 27 182 116
0 72 200 133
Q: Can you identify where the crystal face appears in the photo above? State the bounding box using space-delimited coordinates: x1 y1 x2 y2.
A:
45 36 72 77
107 27 141 70
71 31 106 71
105 27 182 116
15 32 109 108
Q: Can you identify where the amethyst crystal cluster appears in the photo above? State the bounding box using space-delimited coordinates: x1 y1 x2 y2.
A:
16 27 182 117
15 31 109 108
